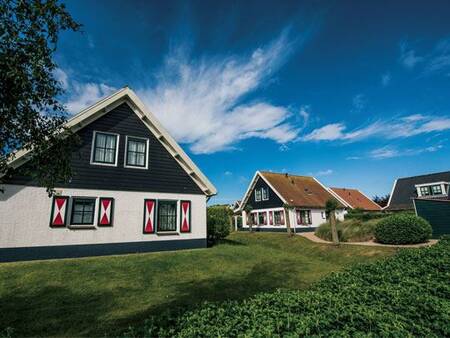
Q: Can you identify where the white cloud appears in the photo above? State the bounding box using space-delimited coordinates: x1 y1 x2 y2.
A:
399 42 424 69
381 72 391 86
352 94 366 112
54 68 69 90
314 169 333 176
369 144 443 160
55 68 117 114
224 171 233 176
302 114 450 142
299 105 310 127
137 31 304 154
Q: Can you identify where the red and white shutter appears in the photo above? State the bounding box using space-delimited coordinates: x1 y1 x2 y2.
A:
269 211 274 225
263 212 267 225
180 200 191 233
143 199 156 233
98 198 114 226
280 211 285 225
50 196 69 227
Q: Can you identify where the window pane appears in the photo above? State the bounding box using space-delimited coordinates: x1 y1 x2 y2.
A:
94 148 105 162
105 135 116 149
127 139 147 167
158 201 177 231
96 134 106 148
71 199 95 225
72 212 82 224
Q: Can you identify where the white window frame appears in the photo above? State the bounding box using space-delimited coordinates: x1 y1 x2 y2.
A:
262 187 269 201
255 189 262 202
90 131 120 167
124 135 150 170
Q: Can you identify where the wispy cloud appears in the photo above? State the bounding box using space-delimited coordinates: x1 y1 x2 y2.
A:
351 94 366 112
399 41 424 69
312 169 333 176
302 114 450 142
381 72 391 86
369 144 443 159
137 30 310 154
399 38 450 76
56 68 117 114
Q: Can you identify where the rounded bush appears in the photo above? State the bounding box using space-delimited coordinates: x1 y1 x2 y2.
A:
207 206 232 244
374 213 432 244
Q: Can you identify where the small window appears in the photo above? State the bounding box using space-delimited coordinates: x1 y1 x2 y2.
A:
71 198 96 225
262 187 269 201
420 186 431 196
91 132 118 165
255 189 262 201
157 200 177 232
125 136 148 168
321 212 326 219
274 210 282 225
258 212 266 225
299 210 312 225
431 185 443 195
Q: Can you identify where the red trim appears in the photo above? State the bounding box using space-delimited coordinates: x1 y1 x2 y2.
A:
143 199 156 234
180 200 191 233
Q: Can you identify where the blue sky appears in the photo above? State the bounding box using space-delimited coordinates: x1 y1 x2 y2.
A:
55 0 450 204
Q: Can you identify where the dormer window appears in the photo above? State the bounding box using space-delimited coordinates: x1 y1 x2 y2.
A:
91 131 119 166
431 185 443 195
416 182 447 197
255 189 262 201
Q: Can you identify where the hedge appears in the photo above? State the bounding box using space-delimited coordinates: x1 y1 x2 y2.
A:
374 213 432 244
123 239 450 337
345 208 389 221
315 218 379 242
207 205 232 244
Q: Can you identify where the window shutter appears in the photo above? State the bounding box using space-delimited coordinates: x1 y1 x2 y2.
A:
50 196 69 227
269 211 274 225
280 211 285 225
263 212 267 225
180 200 191 233
143 199 156 233
98 198 114 226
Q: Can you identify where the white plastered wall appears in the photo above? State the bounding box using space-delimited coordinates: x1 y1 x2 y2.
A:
0 184 206 248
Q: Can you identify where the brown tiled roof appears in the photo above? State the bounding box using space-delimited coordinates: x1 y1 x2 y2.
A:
330 187 382 211
260 172 344 208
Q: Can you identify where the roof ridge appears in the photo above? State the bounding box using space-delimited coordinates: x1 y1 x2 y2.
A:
260 171 314 179
398 170 450 180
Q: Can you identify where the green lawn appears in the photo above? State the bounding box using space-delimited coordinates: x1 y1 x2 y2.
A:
0 233 395 337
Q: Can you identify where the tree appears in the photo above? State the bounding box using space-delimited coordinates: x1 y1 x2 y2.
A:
0 0 81 195
283 203 294 237
373 194 390 208
244 204 253 233
326 198 339 244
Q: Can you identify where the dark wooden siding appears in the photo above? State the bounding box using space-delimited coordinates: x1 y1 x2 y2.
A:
243 176 284 209
7 103 204 195
414 199 450 238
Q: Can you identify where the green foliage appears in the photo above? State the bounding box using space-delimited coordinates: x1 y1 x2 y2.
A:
0 0 81 195
325 198 339 213
375 213 432 244
315 218 380 242
345 208 389 221
207 205 232 243
123 239 450 337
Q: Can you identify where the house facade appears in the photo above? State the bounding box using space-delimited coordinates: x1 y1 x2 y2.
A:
386 171 450 211
237 171 346 232
328 187 382 211
0 88 216 262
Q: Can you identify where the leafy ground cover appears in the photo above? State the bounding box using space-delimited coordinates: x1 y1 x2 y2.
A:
125 237 450 337
0 233 393 337
315 218 382 242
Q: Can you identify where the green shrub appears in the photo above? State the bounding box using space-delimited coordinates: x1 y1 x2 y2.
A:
315 219 379 242
122 238 450 337
374 213 432 244
345 208 389 221
207 205 232 243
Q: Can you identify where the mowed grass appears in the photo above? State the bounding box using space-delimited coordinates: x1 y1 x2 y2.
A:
0 233 395 337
